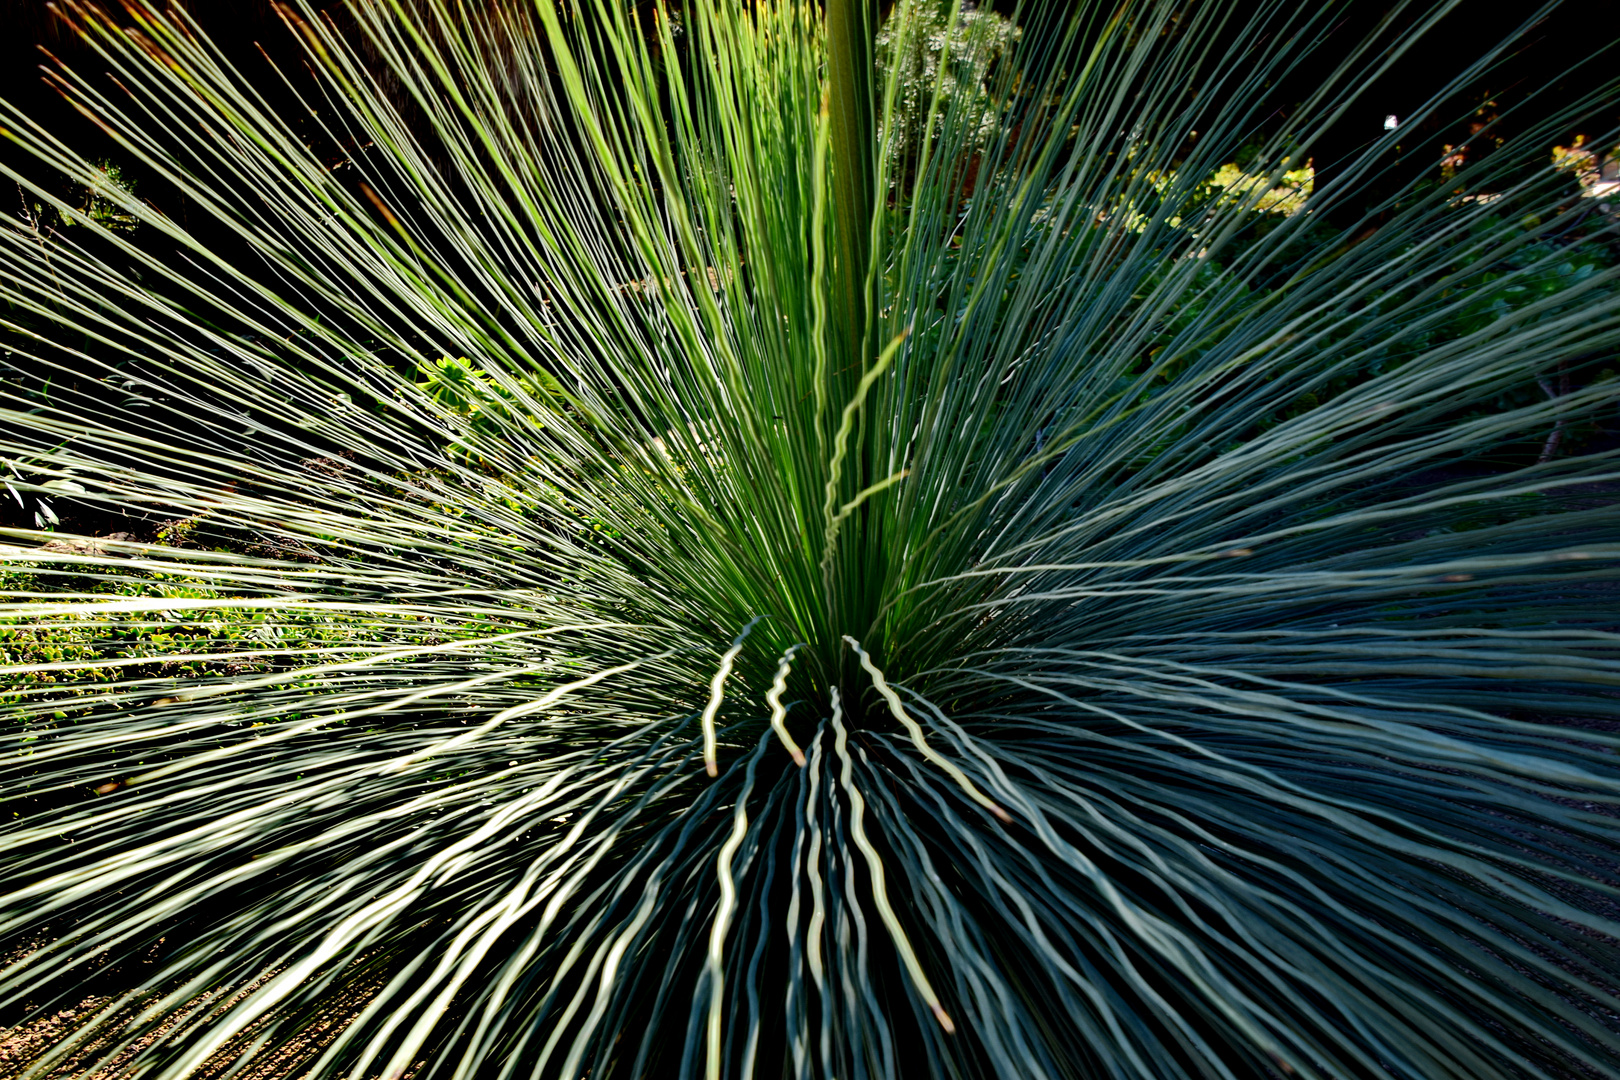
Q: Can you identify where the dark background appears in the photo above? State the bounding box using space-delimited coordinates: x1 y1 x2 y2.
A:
1 0 1615 227
1291 0 1619 215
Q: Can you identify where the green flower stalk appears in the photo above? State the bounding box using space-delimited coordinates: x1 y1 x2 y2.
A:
0 0 1618 1077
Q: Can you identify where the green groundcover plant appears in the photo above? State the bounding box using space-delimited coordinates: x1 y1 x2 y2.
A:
1 0 1619 1077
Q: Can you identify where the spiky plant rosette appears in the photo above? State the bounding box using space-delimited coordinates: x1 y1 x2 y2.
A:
3 0 1620 1076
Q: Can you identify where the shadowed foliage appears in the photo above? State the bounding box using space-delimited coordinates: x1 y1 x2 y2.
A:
1 0 1620 1077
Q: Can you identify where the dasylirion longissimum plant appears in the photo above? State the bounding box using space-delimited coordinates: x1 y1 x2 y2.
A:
1 0 1619 1077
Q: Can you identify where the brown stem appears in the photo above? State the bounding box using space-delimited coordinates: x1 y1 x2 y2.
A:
1536 363 1570 464
824 0 875 374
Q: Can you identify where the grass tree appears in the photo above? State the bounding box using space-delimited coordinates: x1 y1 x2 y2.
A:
1 0 1619 1077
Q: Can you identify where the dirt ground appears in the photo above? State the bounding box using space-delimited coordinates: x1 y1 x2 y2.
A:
0 942 414 1080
